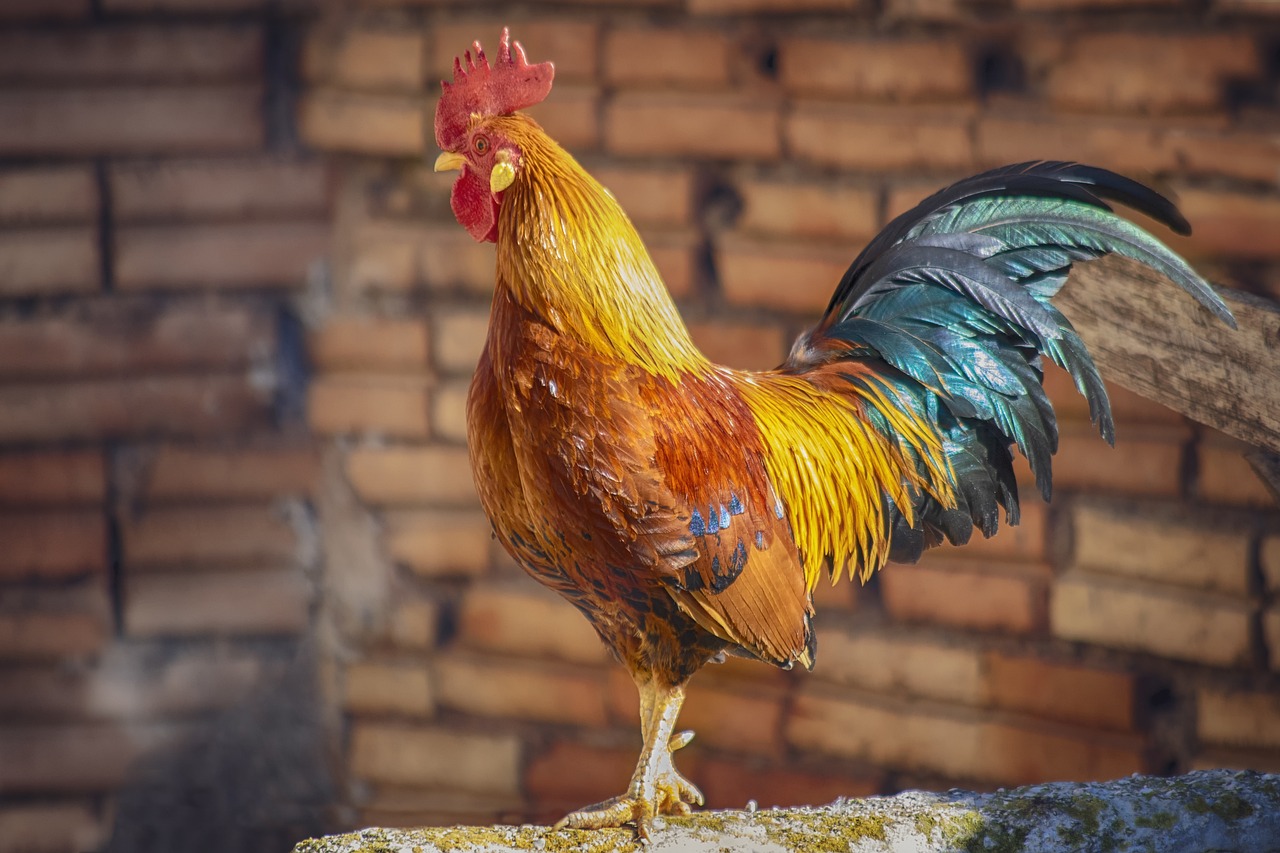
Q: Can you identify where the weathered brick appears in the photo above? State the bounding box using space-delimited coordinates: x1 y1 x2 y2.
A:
299 89 424 157
696 756 880 810
1068 501 1251 594
1050 569 1254 666
141 445 318 502
778 37 971 102
525 740 639 808
688 320 788 372
434 652 607 726
689 0 863 10
0 512 106 581
103 0 264 10
431 380 471 443
604 27 733 88
0 0 89 19
1268 606 1280 672
0 304 270 380
1043 364 1186 428
121 505 296 568
881 558 1049 634
0 450 104 507
982 652 1135 731
115 221 328 291
350 722 520 794
1050 422 1188 498
0 25 261 83
883 0 963 20
0 585 110 661
680 681 786 755
344 660 434 718
715 235 849 314
1017 0 1177 8
385 509 492 577
111 157 328 222
124 568 309 637
1164 125 1280 184
974 109 1228 175
810 573 859 610
606 93 780 161
0 646 263 719
458 583 609 666
605 665 640 723
0 166 96 224
735 178 879 244
433 308 491 374
1191 747 1280 775
1174 187 1280 260
0 803 105 853
342 224 414 293
1027 32 1261 115
591 164 695 227
428 21 599 84
0 87 262 156
1212 0 1280 12
787 103 974 172
346 221 494 295
1263 536 1280 594
417 224 496 293
0 375 271 443
345 446 477 507
303 26 424 91
308 377 431 439
309 318 429 372
1197 433 1276 507
0 227 98 297
0 722 188 794
387 598 439 650
788 687 1145 784
814 625 984 705
1197 687 1280 750
526 85 600 152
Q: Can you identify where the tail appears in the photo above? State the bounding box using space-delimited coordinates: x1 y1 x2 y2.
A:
785 161 1236 564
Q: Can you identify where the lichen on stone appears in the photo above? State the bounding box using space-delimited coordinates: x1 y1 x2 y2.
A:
292 769 1280 853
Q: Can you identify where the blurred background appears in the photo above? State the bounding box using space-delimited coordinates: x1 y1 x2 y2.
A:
0 0 1278 850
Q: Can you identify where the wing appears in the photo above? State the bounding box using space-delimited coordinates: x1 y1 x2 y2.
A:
489 289 812 668
640 369 814 669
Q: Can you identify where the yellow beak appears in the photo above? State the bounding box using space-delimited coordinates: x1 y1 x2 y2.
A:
433 151 466 173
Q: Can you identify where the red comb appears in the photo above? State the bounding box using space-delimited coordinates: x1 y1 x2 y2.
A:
434 28 555 151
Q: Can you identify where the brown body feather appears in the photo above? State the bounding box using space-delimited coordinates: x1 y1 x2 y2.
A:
466 115 946 687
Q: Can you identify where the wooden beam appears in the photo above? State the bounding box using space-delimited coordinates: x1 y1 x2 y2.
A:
1057 255 1280 453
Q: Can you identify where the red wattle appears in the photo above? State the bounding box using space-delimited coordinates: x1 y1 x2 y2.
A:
450 168 499 243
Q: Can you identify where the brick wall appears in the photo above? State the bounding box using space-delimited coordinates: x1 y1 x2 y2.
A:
4 0 1280 850
0 2 334 852
297 0 1280 832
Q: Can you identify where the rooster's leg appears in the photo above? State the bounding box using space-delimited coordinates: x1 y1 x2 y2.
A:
554 679 703 840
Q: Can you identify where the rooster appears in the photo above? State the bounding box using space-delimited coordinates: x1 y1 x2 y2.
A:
432 30 1235 838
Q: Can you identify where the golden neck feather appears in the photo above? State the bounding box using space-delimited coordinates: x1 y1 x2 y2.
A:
491 116 707 381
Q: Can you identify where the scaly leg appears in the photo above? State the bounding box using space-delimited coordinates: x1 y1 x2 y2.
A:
554 679 704 840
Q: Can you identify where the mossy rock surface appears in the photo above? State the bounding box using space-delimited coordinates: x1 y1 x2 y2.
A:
295 769 1280 853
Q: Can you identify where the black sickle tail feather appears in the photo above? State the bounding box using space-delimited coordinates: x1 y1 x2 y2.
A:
787 161 1235 564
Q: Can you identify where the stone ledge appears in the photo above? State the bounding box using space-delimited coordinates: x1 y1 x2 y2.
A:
294 769 1280 852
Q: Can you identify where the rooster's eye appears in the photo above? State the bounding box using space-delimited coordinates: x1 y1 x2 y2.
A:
473 135 489 154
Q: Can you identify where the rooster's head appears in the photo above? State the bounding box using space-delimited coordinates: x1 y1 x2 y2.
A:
433 28 554 243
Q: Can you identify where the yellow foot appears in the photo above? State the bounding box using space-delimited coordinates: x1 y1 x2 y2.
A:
553 732 704 841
